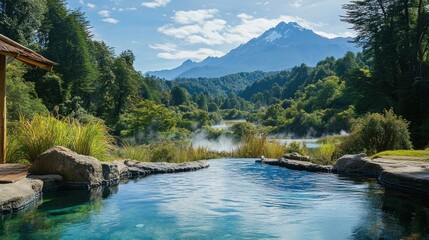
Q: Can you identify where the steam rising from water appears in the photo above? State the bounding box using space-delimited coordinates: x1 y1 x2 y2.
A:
191 131 238 152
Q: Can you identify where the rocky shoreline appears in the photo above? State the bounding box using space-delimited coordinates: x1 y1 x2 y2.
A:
258 158 332 173
0 146 209 214
260 153 429 197
2 147 428 214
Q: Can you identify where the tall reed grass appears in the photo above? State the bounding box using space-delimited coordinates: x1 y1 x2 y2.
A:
233 136 285 159
311 140 336 165
7 115 113 163
116 141 222 163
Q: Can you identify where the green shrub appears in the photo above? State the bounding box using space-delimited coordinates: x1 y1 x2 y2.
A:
230 122 255 141
339 109 412 155
7 115 113 163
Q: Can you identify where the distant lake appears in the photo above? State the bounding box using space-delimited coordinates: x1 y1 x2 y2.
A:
1 159 428 239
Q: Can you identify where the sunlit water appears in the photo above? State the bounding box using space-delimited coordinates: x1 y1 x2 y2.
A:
1 159 428 240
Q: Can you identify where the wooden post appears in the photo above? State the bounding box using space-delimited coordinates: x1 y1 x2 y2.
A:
0 55 6 164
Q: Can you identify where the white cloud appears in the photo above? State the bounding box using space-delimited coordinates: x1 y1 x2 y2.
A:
173 9 218 24
127 7 138 11
315 31 355 39
87 3 96 8
98 10 110 17
158 10 328 46
149 43 178 52
290 0 303 8
149 43 224 60
102 18 120 24
141 0 170 8
79 0 84 4
153 10 349 61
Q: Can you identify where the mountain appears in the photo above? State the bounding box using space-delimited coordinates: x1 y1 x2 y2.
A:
147 22 359 79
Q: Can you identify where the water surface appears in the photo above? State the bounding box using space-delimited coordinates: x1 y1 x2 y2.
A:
1 159 428 239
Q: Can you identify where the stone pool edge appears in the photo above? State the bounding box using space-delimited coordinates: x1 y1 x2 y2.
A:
0 147 209 215
260 154 429 197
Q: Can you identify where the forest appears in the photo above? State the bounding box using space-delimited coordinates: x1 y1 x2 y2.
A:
0 0 428 164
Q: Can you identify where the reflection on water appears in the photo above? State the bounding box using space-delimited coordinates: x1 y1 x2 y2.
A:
0 159 428 240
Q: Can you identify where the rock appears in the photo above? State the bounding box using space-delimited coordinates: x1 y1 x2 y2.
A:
332 153 369 174
28 174 63 192
283 152 311 162
123 159 209 175
30 146 103 189
112 160 131 178
333 154 429 196
101 162 120 186
0 178 43 213
262 158 332 173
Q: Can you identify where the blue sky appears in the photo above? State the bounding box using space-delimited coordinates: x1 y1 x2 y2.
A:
67 0 354 73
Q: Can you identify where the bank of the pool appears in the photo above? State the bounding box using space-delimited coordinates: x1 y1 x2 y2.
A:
260 154 429 197
0 146 209 214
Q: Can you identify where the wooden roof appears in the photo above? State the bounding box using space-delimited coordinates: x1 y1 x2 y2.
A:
0 34 58 71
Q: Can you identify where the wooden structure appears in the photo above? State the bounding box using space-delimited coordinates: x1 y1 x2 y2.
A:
0 34 57 164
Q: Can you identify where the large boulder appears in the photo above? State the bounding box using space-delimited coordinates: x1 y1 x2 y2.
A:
30 146 103 189
333 153 367 173
332 153 382 177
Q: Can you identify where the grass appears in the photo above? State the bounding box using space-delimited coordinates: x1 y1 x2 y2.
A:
232 136 285 159
116 141 223 163
310 141 336 165
371 150 429 161
7 115 113 163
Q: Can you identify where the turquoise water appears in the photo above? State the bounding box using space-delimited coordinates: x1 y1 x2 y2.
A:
1 159 428 239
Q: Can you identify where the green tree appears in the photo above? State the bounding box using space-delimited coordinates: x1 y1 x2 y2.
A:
171 86 188 106
343 0 429 147
0 0 46 47
41 0 98 109
6 62 48 125
119 100 177 144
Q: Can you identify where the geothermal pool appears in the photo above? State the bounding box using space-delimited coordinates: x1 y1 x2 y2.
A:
1 159 428 239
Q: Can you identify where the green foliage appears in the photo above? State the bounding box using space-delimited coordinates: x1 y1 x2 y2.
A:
170 85 188 106
233 136 285 159
6 62 48 127
230 122 256 141
339 109 412 155
41 1 98 107
119 100 178 144
265 76 354 136
0 0 47 46
343 0 429 148
7 115 113 163
173 71 271 96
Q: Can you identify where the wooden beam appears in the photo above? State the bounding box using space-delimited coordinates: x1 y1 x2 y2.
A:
0 55 6 164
